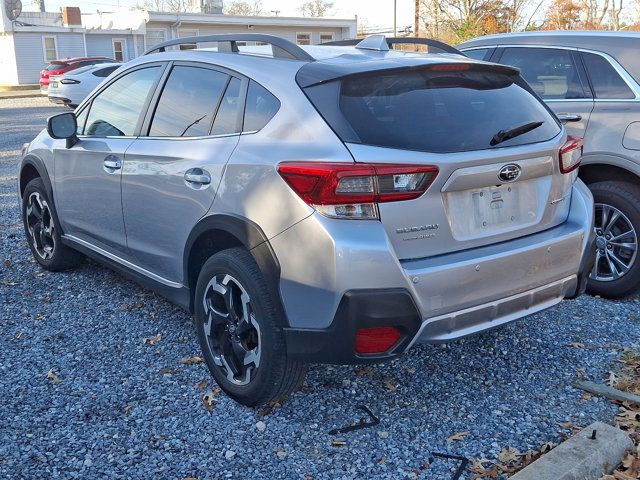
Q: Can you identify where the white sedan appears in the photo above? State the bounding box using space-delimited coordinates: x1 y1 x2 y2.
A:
48 63 121 108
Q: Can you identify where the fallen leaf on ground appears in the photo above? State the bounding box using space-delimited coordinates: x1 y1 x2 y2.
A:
46 369 62 384
569 342 585 348
143 333 161 345
3 259 12 268
608 371 620 387
35 313 44 320
201 388 221 412
353 367 374 377
1 279 18 286
498 447 520 463
447 431 470 443
196 378 209 389
123 405 132 414
159 367 178 375
381 376 399 391
330 439 346 447
180 356 204 366
119 302 144 312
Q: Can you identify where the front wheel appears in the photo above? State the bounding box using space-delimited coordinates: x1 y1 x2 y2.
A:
21 178 84 271
587 181 640 298
194 247 306 407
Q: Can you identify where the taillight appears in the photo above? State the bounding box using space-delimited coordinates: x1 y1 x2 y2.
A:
355 327 402 354
559 136 583 174
277 162 438 219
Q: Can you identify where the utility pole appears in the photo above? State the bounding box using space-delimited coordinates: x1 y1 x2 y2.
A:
393 0 397 36
414 0 420 36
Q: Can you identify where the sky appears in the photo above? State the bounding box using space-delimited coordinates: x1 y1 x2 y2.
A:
24 0 417 33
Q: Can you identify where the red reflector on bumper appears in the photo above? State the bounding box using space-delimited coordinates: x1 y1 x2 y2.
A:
355 327 401 354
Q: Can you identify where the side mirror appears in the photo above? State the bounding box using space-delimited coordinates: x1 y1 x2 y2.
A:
47 112 79 148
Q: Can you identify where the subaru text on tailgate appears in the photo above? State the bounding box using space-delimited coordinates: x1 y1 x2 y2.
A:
18 34 595 406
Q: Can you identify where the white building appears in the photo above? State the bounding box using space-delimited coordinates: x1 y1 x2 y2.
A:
0 5 357 86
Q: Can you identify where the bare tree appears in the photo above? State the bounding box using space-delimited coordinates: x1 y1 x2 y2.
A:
609 0 624 28
543 0 582 29
143 0 196 12
224 0 263 15
579 0 610 27
299 0 334 17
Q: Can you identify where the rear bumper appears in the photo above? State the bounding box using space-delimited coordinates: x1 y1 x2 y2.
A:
48 95 71 105
277 180 595 364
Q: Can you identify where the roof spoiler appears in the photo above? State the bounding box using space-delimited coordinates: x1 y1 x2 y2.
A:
143 33 315 62
322 35 464 56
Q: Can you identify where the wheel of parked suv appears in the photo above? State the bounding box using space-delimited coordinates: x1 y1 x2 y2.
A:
21 178 84 271
587 181 640 298
195 247 307 407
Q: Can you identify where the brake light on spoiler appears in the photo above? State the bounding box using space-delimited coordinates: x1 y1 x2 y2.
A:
277 162 438 219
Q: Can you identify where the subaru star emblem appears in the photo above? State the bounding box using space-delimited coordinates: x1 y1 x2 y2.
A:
498 164 521 183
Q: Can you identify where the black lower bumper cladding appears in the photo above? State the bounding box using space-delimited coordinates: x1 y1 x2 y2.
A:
284 288 422 364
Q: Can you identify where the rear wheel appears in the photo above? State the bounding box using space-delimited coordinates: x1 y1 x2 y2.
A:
195 247 306 407
21 178 84 271
587 181 640 298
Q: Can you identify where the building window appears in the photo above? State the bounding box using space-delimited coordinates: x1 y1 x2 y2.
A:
296 33 311 46
42 36 58 62
320 33 333 43
178 29 199 50
113 39 127 62
145 29 166 51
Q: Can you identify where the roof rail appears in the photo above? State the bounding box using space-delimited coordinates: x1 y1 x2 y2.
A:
143 33 315 62
322 36 463 56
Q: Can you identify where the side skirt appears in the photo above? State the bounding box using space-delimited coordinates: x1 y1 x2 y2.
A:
61 235 192 312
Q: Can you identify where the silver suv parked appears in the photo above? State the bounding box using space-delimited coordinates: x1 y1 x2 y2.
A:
19 34 595 406
460 31 640 297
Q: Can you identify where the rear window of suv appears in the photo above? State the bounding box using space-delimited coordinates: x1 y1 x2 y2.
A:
308 67 561 153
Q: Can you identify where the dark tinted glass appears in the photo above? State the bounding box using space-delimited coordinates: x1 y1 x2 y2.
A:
47 63 67 70
211 77 242 136
581 52 634 99
499 47 587 99
464 48 490 61
149 66 228 137
338 69 561 153
85 66 160 137
243 81 280 132
92 66 119 78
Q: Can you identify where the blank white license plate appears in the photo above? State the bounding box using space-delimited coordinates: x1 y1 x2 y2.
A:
445 182 539 239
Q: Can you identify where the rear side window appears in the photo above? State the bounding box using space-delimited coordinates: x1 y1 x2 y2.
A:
84 66 160 137
335 68 561 153
211 77 242 136
149 65 229 137
92 66 119 78
464 48 491 61
581 52 635 99
243 81 280 132
499 47 588 99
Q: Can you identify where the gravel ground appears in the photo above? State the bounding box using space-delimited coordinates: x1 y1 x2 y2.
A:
1 97 639 480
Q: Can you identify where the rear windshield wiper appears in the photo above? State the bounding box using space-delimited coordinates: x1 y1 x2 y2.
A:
490 121 544 146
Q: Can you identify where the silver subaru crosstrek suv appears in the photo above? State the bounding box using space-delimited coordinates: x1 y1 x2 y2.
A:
18 34 595 406
459 31 640 298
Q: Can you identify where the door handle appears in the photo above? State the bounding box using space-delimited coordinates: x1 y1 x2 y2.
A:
184 168 211 186
103 155 122 172
557 113 582 123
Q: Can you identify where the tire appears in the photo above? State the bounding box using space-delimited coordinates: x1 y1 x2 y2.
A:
21 178 84 271
194 247 306 407
587 181 640 298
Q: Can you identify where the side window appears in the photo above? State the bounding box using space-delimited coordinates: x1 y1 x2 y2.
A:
85 66 161 137
243 81 280 132
499 47 587 100
92 66 119 78
149 65 229 137
211 77 242 136
75 107 89 135
581 52 635 99
464 48 491 61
